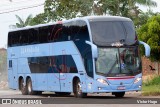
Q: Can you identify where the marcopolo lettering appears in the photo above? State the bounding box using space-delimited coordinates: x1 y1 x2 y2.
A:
21 46 39 54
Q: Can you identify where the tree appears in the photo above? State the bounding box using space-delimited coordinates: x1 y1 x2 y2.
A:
14 14 33 28
129 0 157 27
30 13 48 26
44 0 93 21
96 0 157 20
44 0 157 22
30 0 157 27
134 9 158 28
28 0 158 25
137 14 160 61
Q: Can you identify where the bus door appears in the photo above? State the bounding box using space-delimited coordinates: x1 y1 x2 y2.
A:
59 50 71 92
47 52 60 91
8 59 18 89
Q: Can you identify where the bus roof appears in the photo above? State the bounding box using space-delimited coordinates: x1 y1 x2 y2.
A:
8 16 132 33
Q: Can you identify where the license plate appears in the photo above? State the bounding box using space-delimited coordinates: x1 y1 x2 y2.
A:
117 86 125 90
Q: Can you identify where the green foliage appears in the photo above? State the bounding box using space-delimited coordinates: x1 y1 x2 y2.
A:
30 13 48 26
29 0 157 25
143 76 160 86
136 0 157 6
138 15 160 61
142 75 160 96
14 14 33 28
134 10 157 28
142 85 160 96
44 0 93 21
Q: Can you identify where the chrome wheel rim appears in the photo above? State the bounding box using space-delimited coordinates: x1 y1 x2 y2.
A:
77 82 82 95
28 82 31 93
21 80 24 90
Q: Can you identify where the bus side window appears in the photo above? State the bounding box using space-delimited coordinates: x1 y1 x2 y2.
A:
20 30 29 45
39 27 49 43
12 31 20 46
49 24 63 42
9 60 12 68
66 55 78 73
28 29 39 44
84 52 94 78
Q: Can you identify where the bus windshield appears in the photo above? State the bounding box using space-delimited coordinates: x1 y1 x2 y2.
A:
96 47 141 77
90 21 136 46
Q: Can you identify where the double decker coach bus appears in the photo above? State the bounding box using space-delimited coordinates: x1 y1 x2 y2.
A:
7 16 150 98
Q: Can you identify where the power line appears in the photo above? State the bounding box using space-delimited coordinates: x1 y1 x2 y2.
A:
0 3 44 15
0 0 34 8
0 2 44 12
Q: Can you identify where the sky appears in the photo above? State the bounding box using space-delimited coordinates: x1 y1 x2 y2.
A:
0 0 45 48
0 0 160 48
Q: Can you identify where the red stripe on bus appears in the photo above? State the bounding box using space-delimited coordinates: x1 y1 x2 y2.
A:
107 76 135 80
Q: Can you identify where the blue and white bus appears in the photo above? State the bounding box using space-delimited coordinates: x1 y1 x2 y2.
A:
7 16 150 98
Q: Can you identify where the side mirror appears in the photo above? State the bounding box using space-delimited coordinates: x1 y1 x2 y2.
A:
139 41 150 57
85 41 98 58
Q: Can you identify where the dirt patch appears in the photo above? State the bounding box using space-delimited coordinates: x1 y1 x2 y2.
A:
0 81 8 90
142 74 158 83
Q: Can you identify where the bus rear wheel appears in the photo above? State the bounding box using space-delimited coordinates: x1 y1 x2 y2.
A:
27 78 37 95
20 78 27 95
73 79 87 98
36 91 42 95
113 92 125 98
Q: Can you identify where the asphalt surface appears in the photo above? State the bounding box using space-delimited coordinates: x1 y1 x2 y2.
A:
0 89 159 105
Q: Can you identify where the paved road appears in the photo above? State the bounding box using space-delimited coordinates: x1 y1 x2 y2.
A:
0 90 159 106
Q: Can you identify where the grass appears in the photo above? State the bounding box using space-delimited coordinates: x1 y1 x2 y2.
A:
142 85 160 96
142 75 160 96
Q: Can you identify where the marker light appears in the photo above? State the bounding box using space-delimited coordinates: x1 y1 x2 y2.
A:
97 78 108 85
134 77 142 84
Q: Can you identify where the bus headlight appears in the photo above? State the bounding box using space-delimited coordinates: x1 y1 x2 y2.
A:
97 78 108 85
134 77 142 84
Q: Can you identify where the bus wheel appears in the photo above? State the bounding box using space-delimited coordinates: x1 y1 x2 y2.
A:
114 92 125 98
55 92 71 96
74 79 87 98
20 78 27 95
27 78 36 95
36 91 42 95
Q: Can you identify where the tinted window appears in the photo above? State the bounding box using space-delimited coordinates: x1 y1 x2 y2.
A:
28 29 39 44
48 24 63 42
122 22 135 44
63 20 89 41
8 31 20 47
84 51 94 78
90 21 136 46
8 20 90 47
66 56 78 73
9 60 12 68
20 30 29 45
39 27 49 43
63 21 90 57
28 55 77 73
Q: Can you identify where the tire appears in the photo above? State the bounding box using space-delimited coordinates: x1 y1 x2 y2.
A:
27 78 37 95
20 78 28 95
36 91 42 95
114 92 125 98
73 79 87 98
55 92 71 96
